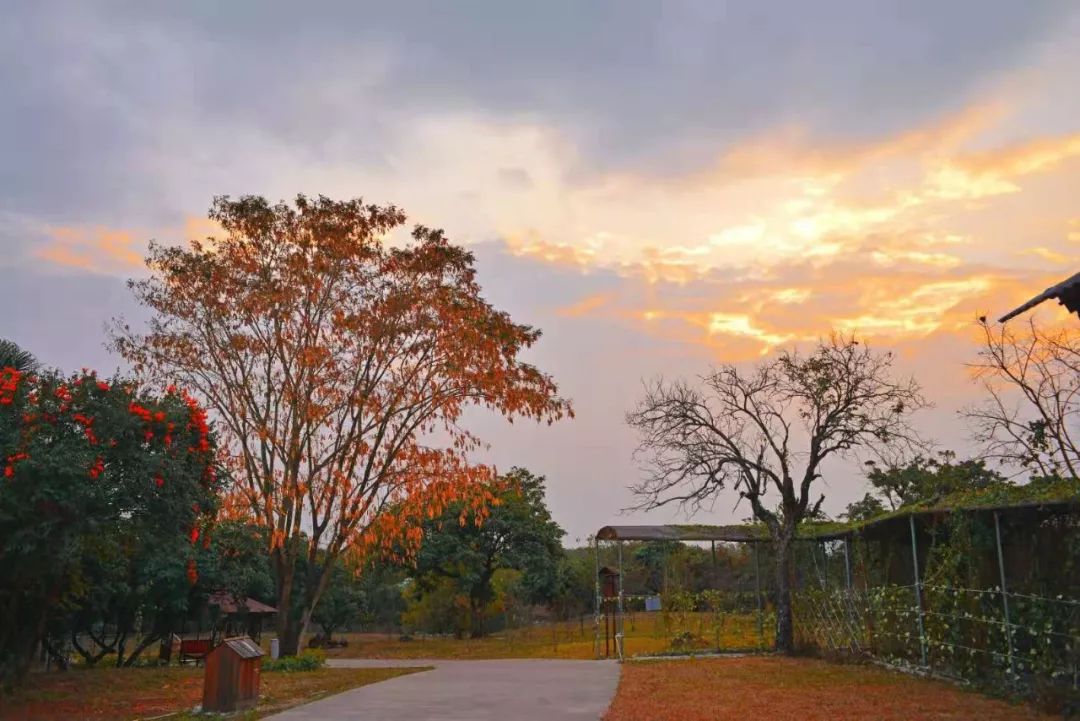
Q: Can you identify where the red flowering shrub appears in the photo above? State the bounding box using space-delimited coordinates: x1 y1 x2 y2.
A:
0 367 223 687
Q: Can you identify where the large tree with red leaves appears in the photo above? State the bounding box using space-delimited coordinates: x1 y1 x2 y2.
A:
112 195 572 654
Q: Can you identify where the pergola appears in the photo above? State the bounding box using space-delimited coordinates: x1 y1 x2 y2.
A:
592 524 772 660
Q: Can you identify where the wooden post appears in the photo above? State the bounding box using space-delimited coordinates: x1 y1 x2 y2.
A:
909 515 928 667
993 512 1015 676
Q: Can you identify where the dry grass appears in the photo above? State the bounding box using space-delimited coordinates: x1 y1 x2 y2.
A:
604 656 1049 721
0 665 426 721
325 611 768 660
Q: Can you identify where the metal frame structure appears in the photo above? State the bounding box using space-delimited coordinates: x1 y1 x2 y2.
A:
592 498 1078 669
592 524 771 660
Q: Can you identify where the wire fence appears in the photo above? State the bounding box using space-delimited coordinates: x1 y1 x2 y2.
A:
792 583 1080 695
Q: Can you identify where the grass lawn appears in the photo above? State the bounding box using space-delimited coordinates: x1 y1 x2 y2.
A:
603 656 1049 721
325 611 768 660
0 665 428 721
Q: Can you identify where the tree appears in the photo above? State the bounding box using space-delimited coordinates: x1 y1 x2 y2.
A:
0 368 220 687
966 317 1080 480
411 468 565 637
626 334 926 652
309 558 365 644
0 339 37 374
863 451 1008 510
197 520 276 606
112 195 571 654
842 492 887 522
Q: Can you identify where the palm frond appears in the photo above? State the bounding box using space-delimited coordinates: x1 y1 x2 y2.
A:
0 338 38 373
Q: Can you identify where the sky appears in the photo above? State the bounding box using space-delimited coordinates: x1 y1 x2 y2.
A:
2 1 1080 543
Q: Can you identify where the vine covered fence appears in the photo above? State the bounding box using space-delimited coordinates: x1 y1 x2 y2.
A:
593 500 1078 711
792 503 1079 708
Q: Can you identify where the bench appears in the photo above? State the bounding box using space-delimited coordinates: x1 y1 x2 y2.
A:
179 638 212 665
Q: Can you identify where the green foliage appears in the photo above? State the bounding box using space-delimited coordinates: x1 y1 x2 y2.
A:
310 559 366 640
793 510 1079 712
262 648 326 672
549 547 597 618
864 451 1010 509
410 467 565 636
0 339 37 374
0 367 222 688
196 521 275 604
843 493 887 522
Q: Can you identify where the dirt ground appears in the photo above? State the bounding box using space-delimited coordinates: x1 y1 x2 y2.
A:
0 665 422 721
603 656 1050 721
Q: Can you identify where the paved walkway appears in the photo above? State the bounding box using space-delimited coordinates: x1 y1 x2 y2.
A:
264 658 621 720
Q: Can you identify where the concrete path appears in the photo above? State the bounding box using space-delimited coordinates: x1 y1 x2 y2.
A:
264 658 621 720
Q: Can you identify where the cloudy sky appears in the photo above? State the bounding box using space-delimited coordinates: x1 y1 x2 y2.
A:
3 1 1079 542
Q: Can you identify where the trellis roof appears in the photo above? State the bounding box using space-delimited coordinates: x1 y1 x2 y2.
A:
595 498 1079 544
595 524 767 543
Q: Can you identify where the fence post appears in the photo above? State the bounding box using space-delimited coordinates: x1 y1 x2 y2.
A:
593 536 601 659
909 515 928 667
617 540 625 661
711 540 718 589
993 511 1016 677
754 542 764 645
843 536 853 590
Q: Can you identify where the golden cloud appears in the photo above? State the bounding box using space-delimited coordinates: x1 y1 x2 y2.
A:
34 216 229 274
36 226 145 273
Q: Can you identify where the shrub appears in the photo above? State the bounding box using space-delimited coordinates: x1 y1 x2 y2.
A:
263 649 325 672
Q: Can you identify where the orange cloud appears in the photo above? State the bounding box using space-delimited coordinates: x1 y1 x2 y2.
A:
35 226 145 273
558 292 613 318
34 215 227 274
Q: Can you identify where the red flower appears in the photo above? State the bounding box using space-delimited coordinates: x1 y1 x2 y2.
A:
0 367 20 405
97 381 110 392
189 527 200 544
154 475 165 488
4 466 12 478
186 558 198 585
88 457 105 479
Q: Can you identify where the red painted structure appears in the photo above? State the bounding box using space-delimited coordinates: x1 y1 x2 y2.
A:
202 636 266 712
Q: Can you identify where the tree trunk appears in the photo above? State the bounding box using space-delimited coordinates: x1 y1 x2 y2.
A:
469 597 485 638
274 547 301 656
275 547 335 656
773 531 796 654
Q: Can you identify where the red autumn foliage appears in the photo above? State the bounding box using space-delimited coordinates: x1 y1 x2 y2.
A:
112 194 572 655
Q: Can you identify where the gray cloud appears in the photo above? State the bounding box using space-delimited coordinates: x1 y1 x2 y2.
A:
1 0 1076 539
1 0 1073 227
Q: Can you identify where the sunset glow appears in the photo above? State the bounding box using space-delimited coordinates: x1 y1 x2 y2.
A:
3 1 1079 536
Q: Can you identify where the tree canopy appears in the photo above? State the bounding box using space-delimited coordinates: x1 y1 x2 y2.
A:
112 195 572 653
410 468 565 637
0 367 221 687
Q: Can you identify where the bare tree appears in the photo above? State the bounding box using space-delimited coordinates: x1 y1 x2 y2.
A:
966 317 1080 480
626 334 926 652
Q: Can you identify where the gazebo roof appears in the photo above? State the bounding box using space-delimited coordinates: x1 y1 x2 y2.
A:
208 592 278 616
